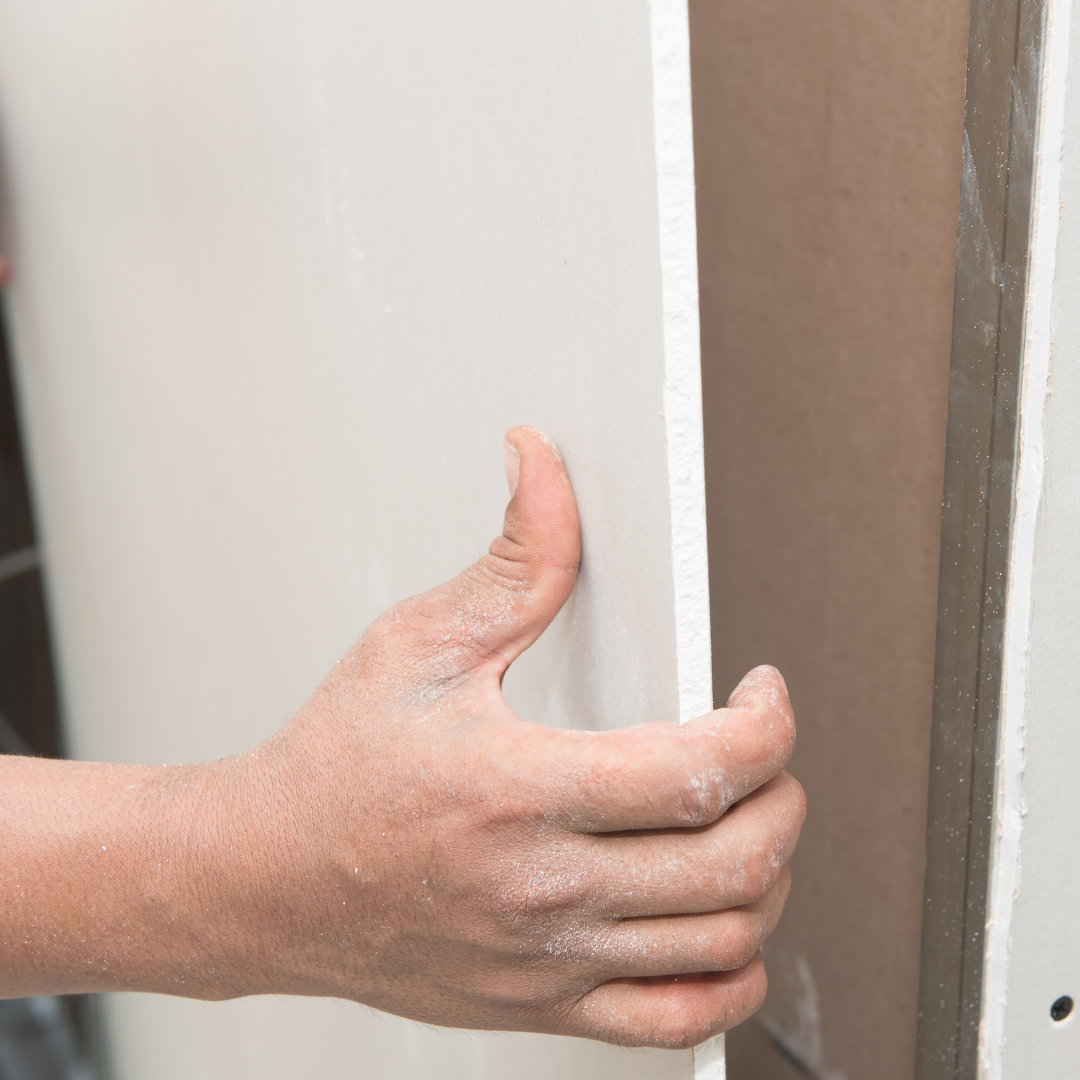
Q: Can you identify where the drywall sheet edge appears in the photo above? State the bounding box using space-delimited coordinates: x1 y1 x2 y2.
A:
651 0 713 729
978 0 1071 1070
981 0 1080 1073
648 4 721 1074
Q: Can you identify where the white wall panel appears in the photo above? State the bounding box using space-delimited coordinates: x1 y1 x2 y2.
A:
0 1 708 1076
982 0 1080 1074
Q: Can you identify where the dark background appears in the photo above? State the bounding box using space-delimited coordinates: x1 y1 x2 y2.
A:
0 306 99 1080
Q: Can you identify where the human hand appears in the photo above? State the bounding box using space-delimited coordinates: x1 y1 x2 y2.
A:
0 427 804 1050
189 426 805 1047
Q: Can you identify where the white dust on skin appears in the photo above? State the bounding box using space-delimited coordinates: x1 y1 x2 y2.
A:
724 665 791 718
517 425 564 461
275 471 790 1029
318 429 609 749
349 431 573 718
681 665 796 834
349 566 535 717
553 664 795 834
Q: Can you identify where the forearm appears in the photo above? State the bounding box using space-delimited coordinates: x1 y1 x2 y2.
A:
0 429 805 1049
0 754 244 999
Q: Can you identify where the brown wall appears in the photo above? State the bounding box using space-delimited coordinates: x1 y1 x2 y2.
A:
689 2 971 1076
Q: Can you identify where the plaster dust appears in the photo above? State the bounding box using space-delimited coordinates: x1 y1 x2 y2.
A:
689 0 969 1076
0 1 705 1079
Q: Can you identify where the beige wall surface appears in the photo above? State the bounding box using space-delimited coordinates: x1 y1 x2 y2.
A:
0 1 704 1077
689 1 970 1076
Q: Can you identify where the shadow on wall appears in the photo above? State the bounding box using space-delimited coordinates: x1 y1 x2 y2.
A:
0 306 104 1080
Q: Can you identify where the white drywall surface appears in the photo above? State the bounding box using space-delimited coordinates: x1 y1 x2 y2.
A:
980 0 1080 1074
0 1 708 1077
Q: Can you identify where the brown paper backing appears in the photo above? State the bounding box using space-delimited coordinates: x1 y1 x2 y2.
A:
689 1 971 1074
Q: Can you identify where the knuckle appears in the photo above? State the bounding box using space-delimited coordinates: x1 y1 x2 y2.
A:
669 731 724 826
789 775 809 823
757 700 796 763
674 776 722 826
357 594 445 669
741 840 783 901
726 961 769 1030
756 772 807 840
489 530 578 580
715 917 767 970
768 773 808 839
473 549 532 594
355 607 402 662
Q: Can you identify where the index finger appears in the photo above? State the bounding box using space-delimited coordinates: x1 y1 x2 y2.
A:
549 665 795 833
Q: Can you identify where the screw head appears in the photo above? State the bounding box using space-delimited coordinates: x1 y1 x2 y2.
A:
1051 996 1073 1022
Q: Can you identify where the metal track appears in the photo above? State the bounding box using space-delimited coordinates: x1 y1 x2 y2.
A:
915 1 1048 1076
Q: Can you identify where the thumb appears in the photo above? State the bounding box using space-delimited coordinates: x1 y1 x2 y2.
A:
389 426 581 682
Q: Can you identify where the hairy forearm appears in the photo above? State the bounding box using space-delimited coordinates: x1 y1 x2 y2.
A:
0 754 241 999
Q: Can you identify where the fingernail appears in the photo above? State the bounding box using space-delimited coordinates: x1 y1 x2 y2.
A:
503 440 520 497
727 665 780 707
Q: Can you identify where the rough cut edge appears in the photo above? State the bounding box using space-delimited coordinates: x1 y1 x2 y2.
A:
648 1 719 1074
693 1030 726 1080
978 2 1072 1075
649 0 713 733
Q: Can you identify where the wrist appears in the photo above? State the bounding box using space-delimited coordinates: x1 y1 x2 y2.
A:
0 754 265 1000
136 754 287 1001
